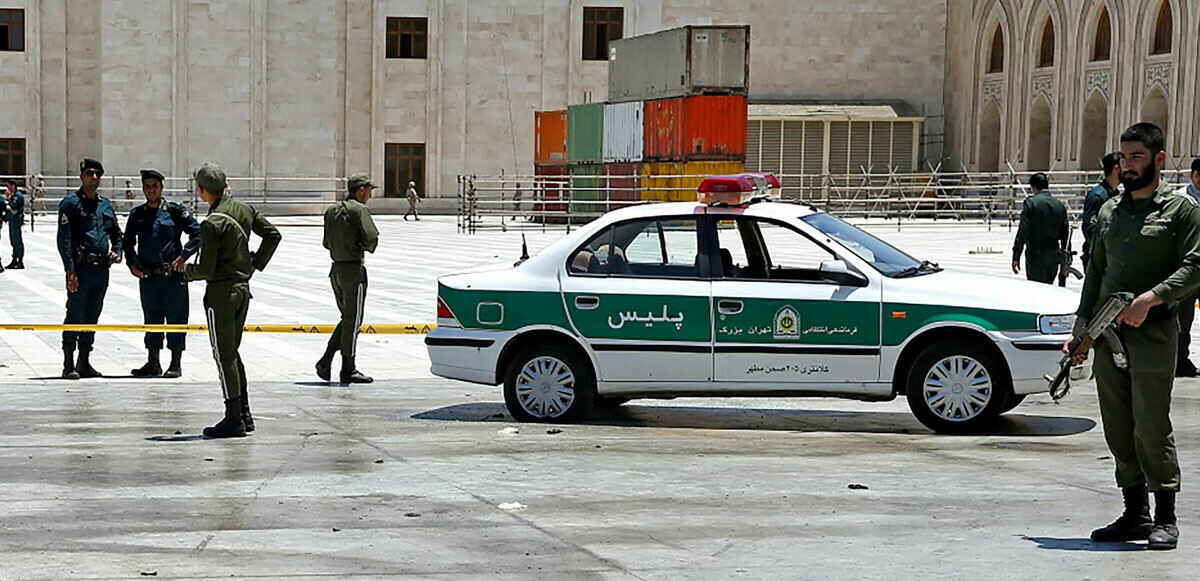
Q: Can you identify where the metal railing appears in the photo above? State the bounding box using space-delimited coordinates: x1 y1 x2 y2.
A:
457 169 1195 233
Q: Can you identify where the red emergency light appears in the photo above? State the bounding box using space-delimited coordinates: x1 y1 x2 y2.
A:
697 172 779 205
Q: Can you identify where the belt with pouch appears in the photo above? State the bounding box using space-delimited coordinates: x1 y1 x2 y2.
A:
144 262 176 277
73 250 111 267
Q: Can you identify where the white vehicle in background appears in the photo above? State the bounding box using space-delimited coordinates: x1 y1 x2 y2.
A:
426 174 1081 433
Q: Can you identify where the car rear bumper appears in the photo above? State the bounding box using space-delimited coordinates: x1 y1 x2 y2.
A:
425 327 509 386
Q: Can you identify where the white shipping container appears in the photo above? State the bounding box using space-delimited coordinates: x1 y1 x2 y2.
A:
603 101 644 163
608 26 749 104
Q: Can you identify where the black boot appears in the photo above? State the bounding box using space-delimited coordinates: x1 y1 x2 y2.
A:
162 349 183 378
131 349 163 377
1148 491 1179 550
62 350 79 380
316 349 334 382
1091 485 1154 542
10 258 23 269
241 392 255 433
75 350 103 379
339 356 374 384
202 398 247 439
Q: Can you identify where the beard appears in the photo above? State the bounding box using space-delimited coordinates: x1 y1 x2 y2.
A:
1121 166 1158 192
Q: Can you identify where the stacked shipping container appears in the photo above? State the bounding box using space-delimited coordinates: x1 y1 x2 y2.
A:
533 110 569 215
532 25 751 212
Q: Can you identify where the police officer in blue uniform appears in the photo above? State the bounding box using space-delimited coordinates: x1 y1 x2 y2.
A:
3 179 26 270
123 169 201 378
57 158 123 380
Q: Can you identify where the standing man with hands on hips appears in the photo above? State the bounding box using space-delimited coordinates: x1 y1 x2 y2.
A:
1067 123 1200 550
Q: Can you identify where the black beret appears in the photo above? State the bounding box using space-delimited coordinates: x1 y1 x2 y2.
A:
80 158 104 174
140 169 165 182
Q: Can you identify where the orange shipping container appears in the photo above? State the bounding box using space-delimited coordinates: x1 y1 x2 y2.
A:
643 95 747 162
535 110 568 165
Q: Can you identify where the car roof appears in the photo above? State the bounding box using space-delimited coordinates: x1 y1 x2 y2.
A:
601 200 823 222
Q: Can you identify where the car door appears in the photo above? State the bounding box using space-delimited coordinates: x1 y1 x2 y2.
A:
561 214 714 383
710 215 882 385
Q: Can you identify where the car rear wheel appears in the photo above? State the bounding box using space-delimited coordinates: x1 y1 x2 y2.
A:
904 340 1011 434
503 344 594 423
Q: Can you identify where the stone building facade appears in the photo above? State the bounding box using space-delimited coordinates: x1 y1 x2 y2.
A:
0 0 948 199
943 0 1200 173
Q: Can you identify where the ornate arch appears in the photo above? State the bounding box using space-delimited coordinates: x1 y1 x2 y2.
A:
970 0 1017 168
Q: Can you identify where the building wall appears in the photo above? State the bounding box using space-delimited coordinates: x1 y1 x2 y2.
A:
945 0 1200 172
0 0 949 198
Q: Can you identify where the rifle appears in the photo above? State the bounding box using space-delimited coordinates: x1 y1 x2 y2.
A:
1058 227 1084 287
1045 292 1134 400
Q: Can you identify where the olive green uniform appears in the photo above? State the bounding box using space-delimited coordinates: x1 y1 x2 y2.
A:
184 194 281 402
322 199 379 363
1013 190 1070 284
1078 182 1200 493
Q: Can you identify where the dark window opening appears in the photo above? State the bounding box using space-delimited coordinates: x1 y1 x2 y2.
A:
1152 1 1172 55
385 143 425 198
0 138 26 177
0 9 24 52
1092 7 1111 61
1038 18 1055 68
583 7 623 61
386 17 428 59
987 26 1005 73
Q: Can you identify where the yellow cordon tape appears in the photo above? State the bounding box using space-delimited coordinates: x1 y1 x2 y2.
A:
0 323 437 334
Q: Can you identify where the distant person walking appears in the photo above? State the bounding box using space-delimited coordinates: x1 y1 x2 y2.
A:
1012 173 1069 284
404 181 421 221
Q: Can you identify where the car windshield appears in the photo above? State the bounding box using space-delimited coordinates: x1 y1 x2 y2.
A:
800 213 924 277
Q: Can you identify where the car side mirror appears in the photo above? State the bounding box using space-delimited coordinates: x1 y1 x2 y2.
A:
819 260 868 287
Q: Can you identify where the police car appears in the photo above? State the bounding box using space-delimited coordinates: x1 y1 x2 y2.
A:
426 174 1080 433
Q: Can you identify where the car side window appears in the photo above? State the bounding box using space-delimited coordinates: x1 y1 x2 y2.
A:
567 217 701 278
717 218 835 282
568 227 614 275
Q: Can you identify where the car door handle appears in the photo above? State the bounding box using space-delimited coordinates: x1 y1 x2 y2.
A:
574 296 600 310
717 300 743 315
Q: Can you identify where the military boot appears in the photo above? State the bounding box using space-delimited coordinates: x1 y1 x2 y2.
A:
339 356 374 384
62 350 79 380
75 350 103 379
131 349 163 377
162 349 183 378
1148 491 1179 550
241 392 255 433
4 258 21 269
202 398 247 439
315 356 333 382
1091 484 1154 542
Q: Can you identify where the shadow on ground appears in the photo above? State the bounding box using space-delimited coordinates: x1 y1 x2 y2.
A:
413 403 1096 436
1020 535 1145 552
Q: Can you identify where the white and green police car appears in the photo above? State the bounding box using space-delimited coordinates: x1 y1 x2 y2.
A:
426 175 1080 433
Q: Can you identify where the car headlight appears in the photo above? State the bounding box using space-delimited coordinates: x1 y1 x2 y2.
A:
1038 314 1076 335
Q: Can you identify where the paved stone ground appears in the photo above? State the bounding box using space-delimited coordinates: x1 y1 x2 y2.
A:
0 214 1197 580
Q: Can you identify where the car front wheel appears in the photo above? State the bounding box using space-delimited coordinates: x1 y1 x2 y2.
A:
503 344 594 423
904 340 1011 434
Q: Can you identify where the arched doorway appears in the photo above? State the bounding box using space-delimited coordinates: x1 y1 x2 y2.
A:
1141 89 1169 137
1080 91 1108 170
979 102 1002 172
1027 98 1053 171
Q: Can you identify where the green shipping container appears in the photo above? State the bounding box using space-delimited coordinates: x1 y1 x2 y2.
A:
567 103 604 165
569 164 603 219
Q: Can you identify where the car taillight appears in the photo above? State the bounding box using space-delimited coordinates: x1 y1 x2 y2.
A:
437 298 455 319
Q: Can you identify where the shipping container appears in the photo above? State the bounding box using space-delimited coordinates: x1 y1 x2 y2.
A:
608 25 750 103
641 160 746 202
644 95 747 161
604 162 642 210
603 102 644 163
567 103 604 165
569 164 604 218
533 164 569 216
535 110 568 165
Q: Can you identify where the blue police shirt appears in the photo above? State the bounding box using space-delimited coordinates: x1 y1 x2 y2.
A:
57 189 123 271
122 201 201 270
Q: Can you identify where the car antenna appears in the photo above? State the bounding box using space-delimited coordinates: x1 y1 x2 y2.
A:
514 234 530 267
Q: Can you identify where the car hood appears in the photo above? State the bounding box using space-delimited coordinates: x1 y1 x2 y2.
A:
884 269 1081 316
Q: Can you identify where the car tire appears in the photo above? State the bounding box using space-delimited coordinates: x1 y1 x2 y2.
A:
503 344 594 423
904 339 1011 434
999 393 1027 414
594 395 630 408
